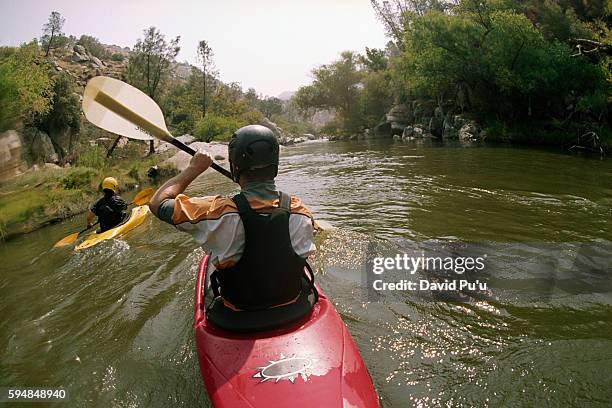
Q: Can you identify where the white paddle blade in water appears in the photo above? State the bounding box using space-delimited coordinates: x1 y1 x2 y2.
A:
82 76 170 141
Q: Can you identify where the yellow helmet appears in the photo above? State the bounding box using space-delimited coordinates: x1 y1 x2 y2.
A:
101 177 118 192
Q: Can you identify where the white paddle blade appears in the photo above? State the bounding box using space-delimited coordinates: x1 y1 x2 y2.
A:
83 76 169 141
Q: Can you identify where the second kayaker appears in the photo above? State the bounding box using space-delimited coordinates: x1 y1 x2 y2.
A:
87 177 128 233
148 125 317 331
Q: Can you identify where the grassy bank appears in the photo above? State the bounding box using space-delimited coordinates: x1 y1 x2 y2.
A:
0 144 178 241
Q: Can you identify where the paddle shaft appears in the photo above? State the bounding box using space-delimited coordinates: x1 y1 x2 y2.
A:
81 221 98 234
94 91 233 180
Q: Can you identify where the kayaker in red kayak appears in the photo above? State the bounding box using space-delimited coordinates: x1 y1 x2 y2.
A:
87 176 128 233
149 125 318 331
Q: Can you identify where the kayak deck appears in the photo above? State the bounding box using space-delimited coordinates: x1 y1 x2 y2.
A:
75 205 149 251
194 255 380 408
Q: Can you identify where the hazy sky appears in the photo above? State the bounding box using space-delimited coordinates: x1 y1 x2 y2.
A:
0 0 388 96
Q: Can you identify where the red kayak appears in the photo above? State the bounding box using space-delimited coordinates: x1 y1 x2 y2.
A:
194 255 380 407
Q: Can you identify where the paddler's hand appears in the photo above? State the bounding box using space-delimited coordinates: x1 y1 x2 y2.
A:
187 149 213 175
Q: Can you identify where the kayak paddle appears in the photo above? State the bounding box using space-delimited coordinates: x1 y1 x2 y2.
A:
82 76 233 180
52 187 155 248
53 223 99 249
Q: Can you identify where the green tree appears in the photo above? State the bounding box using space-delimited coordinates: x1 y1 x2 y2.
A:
77 35 109 59
193 115 241 142
361 70 393 127
370 0 458 49
164 80 199 135
210 82 248 117
359 47 388 71
125 27 180 154
38 72 81 158
393 5 608 122
244 88 259 109
126 27 181 100
260 97 284 118
41 11 65 56
295 51 363 133
0 42 54 132
196 40 216 118
164 72 265 137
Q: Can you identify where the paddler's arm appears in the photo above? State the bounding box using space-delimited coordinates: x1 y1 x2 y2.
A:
86 210 96 228
148 150 213 217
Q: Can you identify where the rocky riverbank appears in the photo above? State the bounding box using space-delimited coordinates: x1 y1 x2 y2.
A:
258 117 324 146
324 101 608 154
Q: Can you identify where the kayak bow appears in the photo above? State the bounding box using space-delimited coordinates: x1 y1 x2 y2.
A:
194 255 380 407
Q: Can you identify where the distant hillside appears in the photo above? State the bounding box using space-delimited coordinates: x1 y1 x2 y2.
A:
46 39 195 91
277 91 295 101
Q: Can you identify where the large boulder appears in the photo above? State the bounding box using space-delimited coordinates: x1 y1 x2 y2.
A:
402 126 413 139
373 104 413 137
386 104 411 123
453 115 470 132
72 52 90 63
373 120 391 136
176 134 195 144
164 141 228 171
428 106 444 138
0 130 27 181
292 136 307 144
442 114 457 139
411 99 435 121
73 44 88 55
48 127 77 158
413 126 425 138
23 128 59 163
72 44 91 63
259 118 282 139
458 122 480 141
386 104 412 135
90 56 104 68
157 134 196 154
43 162 62 170
441 114 481 141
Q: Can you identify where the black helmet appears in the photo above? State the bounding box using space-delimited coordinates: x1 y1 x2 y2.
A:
228 125 279 182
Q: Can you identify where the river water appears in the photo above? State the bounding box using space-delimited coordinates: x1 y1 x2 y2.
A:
1 139 611 407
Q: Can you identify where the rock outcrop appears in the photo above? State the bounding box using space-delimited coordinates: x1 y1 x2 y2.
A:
157 134 196 154
257 118 322 145
401 125 433 139
23 128 59 163
376 104 411 136
458 123 480 141
164 141 228 171
53 41 197 88
259 118 283 139
48 41 127 89
374 100 483 142
442 115 481 141
0 130 27 181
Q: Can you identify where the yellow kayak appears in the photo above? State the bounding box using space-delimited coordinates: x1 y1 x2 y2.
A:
75 205 150 251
